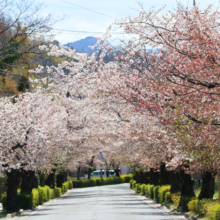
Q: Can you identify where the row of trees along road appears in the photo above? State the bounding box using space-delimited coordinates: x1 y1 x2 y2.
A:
1 1 220 212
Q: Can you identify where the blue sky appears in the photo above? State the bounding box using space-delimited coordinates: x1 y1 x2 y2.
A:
41 0 220 45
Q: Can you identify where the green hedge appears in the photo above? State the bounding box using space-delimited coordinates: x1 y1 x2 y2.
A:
164 191 172 203
188 198 220 220
140 184 146 195
62 182 69 193
1 181 71 211
72 180 80 188
129 181 220 220
32 188 39 207
135 183 141 194
132 180 137 189
54 187 62 198
158 185 171 203
130 179 135 189
145 184 154 199
38 186 48 204
68 181 73 189
73 174 133 188
153 186 160 202
18 193 32 210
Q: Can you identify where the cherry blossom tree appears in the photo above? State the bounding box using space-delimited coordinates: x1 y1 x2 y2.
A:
0 90 69 211
78 3 220 205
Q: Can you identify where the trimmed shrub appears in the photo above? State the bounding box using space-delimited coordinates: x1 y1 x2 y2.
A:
32 188 39 207
165 191 172 204
101 178 108 186
130 179 134 189
44 185 51 200
38 186 48 204
140 184 146 195
132 180 137 189
68 181 73 189
153 186 160 202
188 198 220 219
135 183 141 194
197 199 215 216
90 179 96 186
72 180 80 188
80 179 97 187
145 184 154 199
188 198 198 213
18 193 32 209
121 174 133 182
171 192 181 207
54 187 62 197
158 185 171 203
80 179 89 187
214 205 220 220
49 188 54 200
62 182 69 193
95 178 101 186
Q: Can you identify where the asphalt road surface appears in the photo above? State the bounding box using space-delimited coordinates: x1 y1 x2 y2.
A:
18 183 184 220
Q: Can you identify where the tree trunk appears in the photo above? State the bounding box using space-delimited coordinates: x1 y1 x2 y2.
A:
56 173 66 188
199 171 215 200
88 156 95 180
179 169 195 211
106 169 110 177
88 168 92 179
150 168 160 186
32 176 38 188
115 168 120 177
20 170 35 194
160 163 170 185
77 167 80 180
145 172 150 184
39 172 45 187
6 169 22 212
45 169 56 189
133 171 149 184
170 171 181 193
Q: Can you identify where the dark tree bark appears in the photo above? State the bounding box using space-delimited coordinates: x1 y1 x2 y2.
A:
133 171 149 184
32 176 38 188
56 172 67 188
77 166 81 180
88 156 95 179
45 169 56 189
6 169 22 212
145 172 150 184
179 169 195 211
170 171 181 193
160 163 170 185
39 172 45 187
20 170 35 194
115 168 120 177
106 169 110 177
150 168 160 186
199 172 215 200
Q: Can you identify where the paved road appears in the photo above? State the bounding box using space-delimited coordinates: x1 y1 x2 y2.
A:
18 183 184 220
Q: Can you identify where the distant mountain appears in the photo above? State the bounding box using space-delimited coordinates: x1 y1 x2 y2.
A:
65 36 158 60
65 36 98 55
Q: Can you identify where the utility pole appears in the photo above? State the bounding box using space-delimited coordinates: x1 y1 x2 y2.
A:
99 152 103 179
